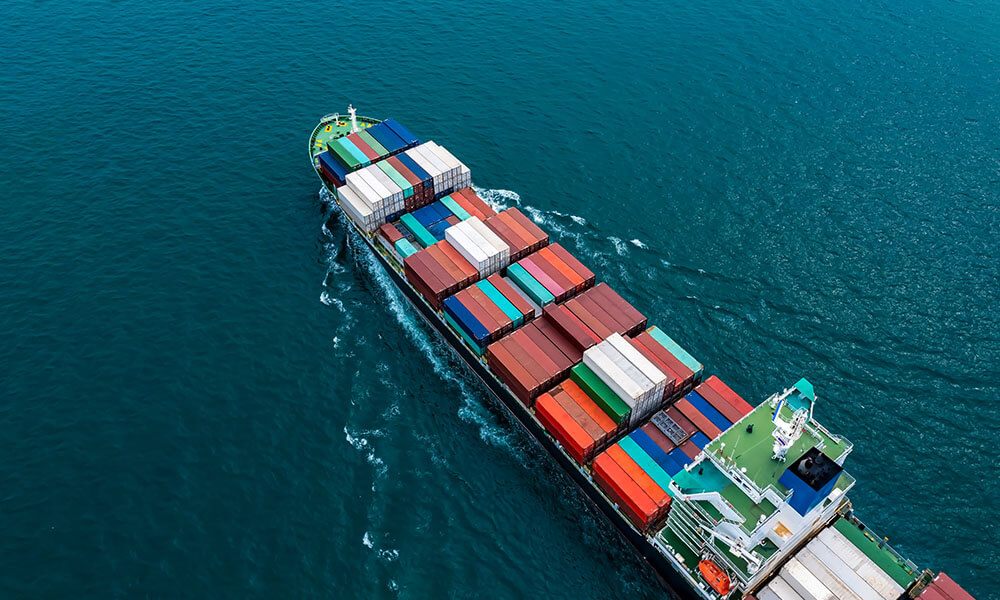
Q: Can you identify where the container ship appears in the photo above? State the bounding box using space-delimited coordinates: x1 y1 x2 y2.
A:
308 107 976 600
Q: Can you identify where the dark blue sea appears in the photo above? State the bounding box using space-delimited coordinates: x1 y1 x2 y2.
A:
2 0 998 597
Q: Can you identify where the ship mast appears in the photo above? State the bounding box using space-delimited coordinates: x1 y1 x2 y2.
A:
348 104 359 133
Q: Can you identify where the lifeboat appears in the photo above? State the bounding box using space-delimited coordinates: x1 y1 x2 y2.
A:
698 560 731 596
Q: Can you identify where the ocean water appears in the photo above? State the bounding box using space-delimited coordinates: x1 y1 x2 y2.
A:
2 0 998 598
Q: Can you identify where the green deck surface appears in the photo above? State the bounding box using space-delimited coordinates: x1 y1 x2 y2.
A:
833 517 920 587
705 395 850 496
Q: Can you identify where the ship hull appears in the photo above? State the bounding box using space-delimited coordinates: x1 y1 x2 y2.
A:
328 202 705 600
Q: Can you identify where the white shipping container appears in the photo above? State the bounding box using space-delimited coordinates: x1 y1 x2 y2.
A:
356 168 392 203
813 529 902 600
780 558 838 600
583 345 642 407
426 142 462 179
804 539 883 600
418 144 455 191
352 170 390 214
607 333 667 390
768 576 808 600
757 589 782 600
366 164 403 205
344 171 378 210
445 224 489 273
793 548 867 600
406 146 445 190
338 186 378 233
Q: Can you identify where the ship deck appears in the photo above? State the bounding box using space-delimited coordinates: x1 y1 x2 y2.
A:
310 115 382 158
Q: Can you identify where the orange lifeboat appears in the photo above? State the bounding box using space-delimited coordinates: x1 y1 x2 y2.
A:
698 560 731 596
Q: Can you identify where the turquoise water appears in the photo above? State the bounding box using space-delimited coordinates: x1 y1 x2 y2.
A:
3 0 998 597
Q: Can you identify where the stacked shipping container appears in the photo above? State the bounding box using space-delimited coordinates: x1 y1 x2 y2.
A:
445 218 510 276
484 208 550 261
583 334 668 427
403 241 478 309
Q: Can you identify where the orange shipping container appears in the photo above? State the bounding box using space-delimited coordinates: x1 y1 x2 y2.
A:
535 393 594 463
593 453 658 530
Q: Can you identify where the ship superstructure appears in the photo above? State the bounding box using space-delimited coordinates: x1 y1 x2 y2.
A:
307 110 975 600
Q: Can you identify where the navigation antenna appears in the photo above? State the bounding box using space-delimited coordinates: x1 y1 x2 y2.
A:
348 104 359 133
770 388 809 462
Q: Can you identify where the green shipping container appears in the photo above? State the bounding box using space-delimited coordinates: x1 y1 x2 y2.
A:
445 311 485 355
647 327 704 379
506 263 555 306
358 130 388 157
377 161 413 198
570 363 630 424
617 437 674 495
439 195 472 220
400 214 438 248
328 137 360 170
476 280 522 327
395 238 418 258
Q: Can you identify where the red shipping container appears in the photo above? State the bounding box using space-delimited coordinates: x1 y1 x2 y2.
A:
505 207 548 248
450 191 484 220
641 423 676 453
593 453 659 530
455 188 496 219
548 242 595 287
633 332 695 389
537 246 586 292
606 445 670 512
545 304 601 351
590 283 646 335
528 252 576 298
679 440 701 461
497 211 538 253
487 340 536 404
466 286 512 336
551 388 604 453
346 133 380 161
702 376 754 417
378 223 404 244
564 298 615 339
436 241 477 285
508 330 562 392
664 406 698 441
533 315 583 364
536 393 593 463
484 215 530 260
522 322 574 374
694 380 746 424
575 291 628 335
561 380 617 442
675 398 722 439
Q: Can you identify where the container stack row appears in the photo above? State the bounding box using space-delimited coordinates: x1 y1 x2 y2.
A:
443 278 533 354
534 379 619 464
445 217 510 277
485 317 582 406
592 444 672 532
587 376 752 531
630 326 704 395
403 241 478 309
534 327 704 464
555 284 647 338
447 188 496 220
317 119 420 187
484 208 550 261
673 376 752 440
506 246 591 305
404 202 461 245
583 334 669 427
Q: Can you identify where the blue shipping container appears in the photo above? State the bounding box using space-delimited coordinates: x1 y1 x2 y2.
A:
426 220 451 241
318 152 348 185
685 392 733 433
690 432 712 449
443 296 490 344
368 123 407 154
412 205 444 228
629 430 684 476
396 153 431 184
429 201 452 222
383 118 420 147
